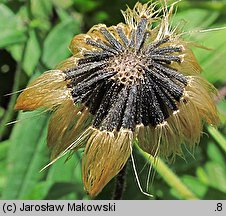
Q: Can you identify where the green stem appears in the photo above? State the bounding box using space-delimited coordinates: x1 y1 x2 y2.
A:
112 163 127 200
0 0 32 140
137 146 198 200
207 126 226 153
0 52 24 140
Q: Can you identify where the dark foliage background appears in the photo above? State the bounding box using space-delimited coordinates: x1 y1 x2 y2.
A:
0 0 226 200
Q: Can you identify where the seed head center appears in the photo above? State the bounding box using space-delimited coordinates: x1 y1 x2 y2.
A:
109 51 148 85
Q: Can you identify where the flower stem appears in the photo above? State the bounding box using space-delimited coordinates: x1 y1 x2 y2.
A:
137 147 198 200
112 163 127 200
207 126 226 153
0 49 25 140
0 0 31 140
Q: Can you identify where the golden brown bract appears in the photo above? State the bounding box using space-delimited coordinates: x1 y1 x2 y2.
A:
15 2 219 197
15 70 71 111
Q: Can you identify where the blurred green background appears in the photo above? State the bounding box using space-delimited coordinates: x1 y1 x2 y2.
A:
0 0 226 200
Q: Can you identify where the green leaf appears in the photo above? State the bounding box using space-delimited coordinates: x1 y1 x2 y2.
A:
73 0 99 12
0 139 10 194
205 162 226 193
21 181 51 200
193 27 226 83
23 30 41 76
217 100 226 124
55 7 81 22
31 0 53 19
47 154 82 182
0 4 26 48
0 106 5 119
172 9 226 84
181 175 208 198
196 167 209 185
6 44 23 62
136 145 198 200
172 8 219 32
203 187 226 200
22 155 85 199
42 19 81 68
1 111 49 199
44 182 77 199
0 139 10 161
30 0 52 31
44 153 84 199
207 142 225 169
52 0 74 9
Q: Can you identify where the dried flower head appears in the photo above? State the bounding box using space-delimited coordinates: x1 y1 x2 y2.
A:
15 2 219 197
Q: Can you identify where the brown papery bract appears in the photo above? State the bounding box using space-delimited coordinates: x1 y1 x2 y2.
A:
15 2 219 197
15 70 71 111
82 129 132 197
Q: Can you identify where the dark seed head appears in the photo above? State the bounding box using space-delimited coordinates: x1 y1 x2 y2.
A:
63 21 188 131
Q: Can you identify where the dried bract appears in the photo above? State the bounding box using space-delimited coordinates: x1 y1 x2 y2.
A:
15 2 219 196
